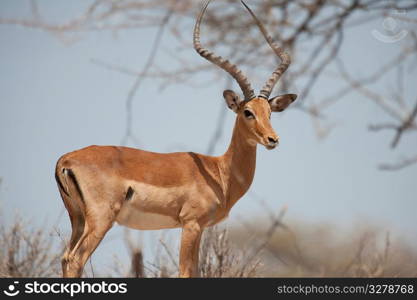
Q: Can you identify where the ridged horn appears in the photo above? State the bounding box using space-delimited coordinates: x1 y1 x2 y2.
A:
241 0 291 100
194 0 256 101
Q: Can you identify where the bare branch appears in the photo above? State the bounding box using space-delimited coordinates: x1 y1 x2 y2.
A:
121 6 175 146
379 155 417 171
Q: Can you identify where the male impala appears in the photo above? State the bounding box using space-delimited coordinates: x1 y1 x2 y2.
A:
55 0 297 278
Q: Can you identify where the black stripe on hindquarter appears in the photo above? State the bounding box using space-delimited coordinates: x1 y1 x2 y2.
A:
55 171 69 196
65 168 85 204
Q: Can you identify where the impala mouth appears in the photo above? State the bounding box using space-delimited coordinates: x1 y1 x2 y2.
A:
263 136 279 150
258 135 279 150
265 144 277 150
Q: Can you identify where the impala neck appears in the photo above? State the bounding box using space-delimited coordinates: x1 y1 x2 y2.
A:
219 116 257 209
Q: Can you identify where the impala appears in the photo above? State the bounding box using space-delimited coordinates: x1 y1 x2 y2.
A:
55 0 297 278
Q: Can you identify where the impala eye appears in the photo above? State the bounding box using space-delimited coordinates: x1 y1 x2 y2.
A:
244 109 254 119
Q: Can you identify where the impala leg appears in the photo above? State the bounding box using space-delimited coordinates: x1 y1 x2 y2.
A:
63 213 114 278
67 213 85 252
62 212 85 276
60 190 86 277
179 221 202 278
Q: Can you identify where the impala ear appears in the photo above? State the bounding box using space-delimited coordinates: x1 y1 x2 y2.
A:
223 90 244 113
269 94 297 112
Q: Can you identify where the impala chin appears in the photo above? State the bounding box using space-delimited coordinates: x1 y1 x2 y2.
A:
265 143 277 150
261 136 279 150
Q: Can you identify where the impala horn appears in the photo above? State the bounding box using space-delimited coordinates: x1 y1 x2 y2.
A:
193 0 256 101
241 0 291 100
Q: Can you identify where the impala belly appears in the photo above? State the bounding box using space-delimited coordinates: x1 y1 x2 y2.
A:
116 209 181 230
115 182 184 230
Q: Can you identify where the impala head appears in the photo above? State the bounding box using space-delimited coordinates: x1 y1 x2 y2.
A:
194 0 297 150
223 90 297 149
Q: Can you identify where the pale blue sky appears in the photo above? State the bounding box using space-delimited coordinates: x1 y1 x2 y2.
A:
0 1 416 275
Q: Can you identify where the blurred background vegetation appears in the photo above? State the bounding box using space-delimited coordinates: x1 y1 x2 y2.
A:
0 0 416 277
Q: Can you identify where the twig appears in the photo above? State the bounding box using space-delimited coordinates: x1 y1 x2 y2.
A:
391 99 417 148
379 155 417 171
158 239 179 270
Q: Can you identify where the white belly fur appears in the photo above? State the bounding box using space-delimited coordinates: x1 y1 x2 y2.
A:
115 182 183 230
116 209 180 230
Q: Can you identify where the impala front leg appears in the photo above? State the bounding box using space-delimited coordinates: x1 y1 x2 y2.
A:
179 221 202 278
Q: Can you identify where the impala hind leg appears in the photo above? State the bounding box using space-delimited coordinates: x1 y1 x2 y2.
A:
179 221 203 278
58 184 86 277
61 205 85 277
63 211 114 278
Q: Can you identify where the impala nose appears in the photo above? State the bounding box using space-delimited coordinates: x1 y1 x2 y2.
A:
268 136 278 145
266 136 279 149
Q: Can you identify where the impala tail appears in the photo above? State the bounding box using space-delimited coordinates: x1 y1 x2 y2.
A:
55 157 85 209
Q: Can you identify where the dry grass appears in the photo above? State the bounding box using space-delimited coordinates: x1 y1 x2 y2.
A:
0 217 62 277
231 221 417 277
0 215 416 278
198 227 260 277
